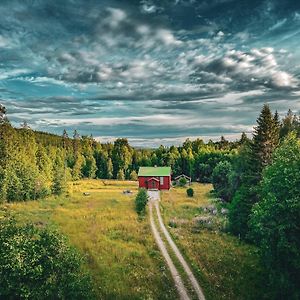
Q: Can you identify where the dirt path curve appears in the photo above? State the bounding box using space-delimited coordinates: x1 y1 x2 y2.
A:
148 191 206 300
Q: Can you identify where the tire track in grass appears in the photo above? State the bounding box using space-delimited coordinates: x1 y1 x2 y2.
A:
154 200 206 300
147 190 206 300
149 200 190 300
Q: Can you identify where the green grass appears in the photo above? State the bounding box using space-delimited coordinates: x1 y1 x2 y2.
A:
160 184 266 300
0 180 266 300
0 179 177 300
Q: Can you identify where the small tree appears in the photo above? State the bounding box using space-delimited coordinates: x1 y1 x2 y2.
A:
52 156 68 196
135 188 148 215
129 170 138 181
186 187 194 197
117 169 125 180
212 161 233 201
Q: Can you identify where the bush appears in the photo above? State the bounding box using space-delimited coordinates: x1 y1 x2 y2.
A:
135 188 148 215
0 218 95 300
178 177 187 186
186 187 194 197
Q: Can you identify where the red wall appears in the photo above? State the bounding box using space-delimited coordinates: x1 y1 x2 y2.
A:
138 176 171 190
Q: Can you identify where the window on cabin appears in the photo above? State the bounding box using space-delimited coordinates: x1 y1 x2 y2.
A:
160 177 164 185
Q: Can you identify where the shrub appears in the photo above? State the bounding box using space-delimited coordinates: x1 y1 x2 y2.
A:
186 187 194 197
0 218 95 300
135 188 148 215
178 177 187 186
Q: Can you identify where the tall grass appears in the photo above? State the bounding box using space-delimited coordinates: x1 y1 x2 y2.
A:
160 184 266 300
1 179 177 300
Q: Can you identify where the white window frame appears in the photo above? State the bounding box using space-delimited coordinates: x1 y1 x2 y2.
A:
160 176 164 185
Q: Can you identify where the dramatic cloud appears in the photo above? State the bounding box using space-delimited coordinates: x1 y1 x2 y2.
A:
0 0 300 146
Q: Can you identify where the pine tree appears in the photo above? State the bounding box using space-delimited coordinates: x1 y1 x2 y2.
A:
52 155 67 195
72 154 85 180
0 104 8 124
72 130 81 156
129 170 138 181
107 158 113 179
82 155 97 178
250 104 280 182
62 129 69 150
239 132 249 145
117 169 125 180
20 121 30 129
229 104 280 238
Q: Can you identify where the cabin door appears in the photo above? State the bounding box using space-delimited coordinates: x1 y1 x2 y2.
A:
148 179 158 190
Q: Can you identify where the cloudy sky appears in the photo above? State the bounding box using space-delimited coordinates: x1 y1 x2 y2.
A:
1 0 300 146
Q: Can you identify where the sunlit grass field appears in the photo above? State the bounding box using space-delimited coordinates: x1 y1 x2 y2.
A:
0 180 177 300
0 180 266 300
160 184 265 300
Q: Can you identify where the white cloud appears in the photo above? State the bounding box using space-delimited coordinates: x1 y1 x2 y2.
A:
272 71 294 87
106 8 127 28
155 29 182 46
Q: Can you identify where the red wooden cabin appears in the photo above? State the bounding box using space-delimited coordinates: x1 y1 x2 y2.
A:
138 167 171 190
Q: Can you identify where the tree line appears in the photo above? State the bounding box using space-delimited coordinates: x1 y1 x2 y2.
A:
211 105 300 299
0 104 238 203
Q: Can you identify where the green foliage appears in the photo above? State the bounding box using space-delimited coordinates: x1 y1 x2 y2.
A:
228 185 258 238
280 109 300 139
250 104 280 182
82 155 97 178
135 188 148 215
178 176 188 186
249 134 300 299
117 169 125 180
228 104 280 238
52 155 69 196
0 218 94 300
72 154 85 180
186 187 194 197
112 139 132 178
212 161 233 201
129 170 138 181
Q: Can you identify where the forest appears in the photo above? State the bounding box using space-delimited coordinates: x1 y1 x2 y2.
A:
0 104 300 299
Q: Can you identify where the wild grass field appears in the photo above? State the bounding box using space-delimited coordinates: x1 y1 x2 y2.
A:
0 180 266 300
0 180 177 300
160 184 266 300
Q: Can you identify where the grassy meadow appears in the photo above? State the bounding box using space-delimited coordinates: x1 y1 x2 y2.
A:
0 180 177 300
160 184 266 300
0 179 266 300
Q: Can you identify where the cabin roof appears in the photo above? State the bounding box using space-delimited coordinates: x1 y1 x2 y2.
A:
138 166 171 177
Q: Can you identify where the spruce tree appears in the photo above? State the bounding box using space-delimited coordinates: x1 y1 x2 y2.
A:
117 169 125 180
0 104 7 124
250 104 279 183
107 158 113 179
229 104 280 238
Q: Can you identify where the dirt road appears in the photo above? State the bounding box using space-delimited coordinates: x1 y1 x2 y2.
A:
148 191 206 300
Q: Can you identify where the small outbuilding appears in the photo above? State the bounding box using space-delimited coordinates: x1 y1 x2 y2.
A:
138 167 171 190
